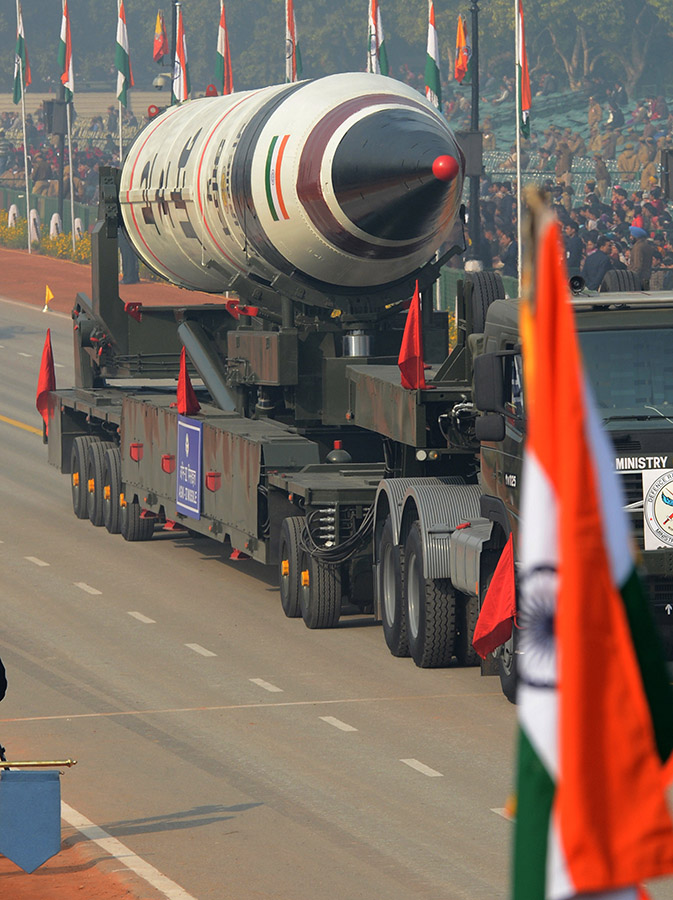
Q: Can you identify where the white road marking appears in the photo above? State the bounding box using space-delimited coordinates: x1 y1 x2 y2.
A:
61 802 198 900
250 678 283 693
185 643 216 657
55 362 65 368
25 556 49 566
400 758 443 777
491 807 512 820
128 611 156 624
18 352 32 357
74 582 102 596
319 716 358 732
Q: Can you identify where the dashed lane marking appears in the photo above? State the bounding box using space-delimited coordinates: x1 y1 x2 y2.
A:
491 808 512 820
0 413 42 436
61 802 198 900
128 611 156 624
25 556 49 566
320 716 358 732
400 758 443 777
185 643 217 657
55 363 65 368
250 678 283 693
18 352 31 357
74 582 102 596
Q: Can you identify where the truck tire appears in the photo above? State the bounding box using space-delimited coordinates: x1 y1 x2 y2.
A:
103 447 122 534
70 435 97 519
279 516 304 618
299 551 341 629
404 523 457 667
455 592 480 667
378 516 409 657
120 494 154 542
598 269 640 293
86 441 115 526
497 630 517 704
467 272 505 333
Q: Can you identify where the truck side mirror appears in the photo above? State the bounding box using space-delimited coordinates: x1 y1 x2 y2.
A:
475 413 506 442
473 353 506 413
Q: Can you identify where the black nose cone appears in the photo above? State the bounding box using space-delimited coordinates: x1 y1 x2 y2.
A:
331 107 462 243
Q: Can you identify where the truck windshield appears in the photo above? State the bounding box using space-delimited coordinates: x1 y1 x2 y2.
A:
579 329 673 420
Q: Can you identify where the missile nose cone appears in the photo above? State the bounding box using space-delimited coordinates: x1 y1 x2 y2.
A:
432 154 460 182
331 108 462 243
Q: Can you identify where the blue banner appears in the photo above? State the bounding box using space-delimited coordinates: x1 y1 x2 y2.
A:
176 415 203 519
0 770 61 872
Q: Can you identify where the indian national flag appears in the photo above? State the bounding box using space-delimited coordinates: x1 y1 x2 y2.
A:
514 207 673 900
172 6 190 104
58 0 74 103
215 2 233 95
516 0 531 139
285 0 302 83
264 135 290 222
454 15 471 84
424 0 441 109
115 0 134 108
12 2 31 106
366 0 388 77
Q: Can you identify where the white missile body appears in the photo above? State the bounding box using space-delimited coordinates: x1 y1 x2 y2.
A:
119 73 463 300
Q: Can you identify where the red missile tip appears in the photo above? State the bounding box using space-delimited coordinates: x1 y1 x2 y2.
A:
432 155 459 182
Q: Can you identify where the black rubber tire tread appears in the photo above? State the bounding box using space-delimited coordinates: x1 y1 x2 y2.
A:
404 523 457 668
102 447 122 534
300 554 341 629
378 517 409 657
467 272 506 333
279 516 304 618
598 269 641 293
120 495 154 542
87 441 115 526
455 592 480 667
498 630 518 704
70 435 97 519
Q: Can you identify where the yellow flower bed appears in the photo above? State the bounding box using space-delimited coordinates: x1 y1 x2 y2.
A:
0 216 91 263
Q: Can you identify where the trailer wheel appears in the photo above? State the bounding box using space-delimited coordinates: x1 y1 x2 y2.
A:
455 592 480 667
404 523 457 667
378 517 409 657
103 447 122 534
299 551 341 629
86 441 115 526
120 494 154 542
279 517 304 618
497 630 518 704
70 435 97 519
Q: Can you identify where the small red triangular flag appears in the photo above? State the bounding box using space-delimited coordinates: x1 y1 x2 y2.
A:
36 329 56 435
177 346 201 416
398 281 427 390
472 533 516 659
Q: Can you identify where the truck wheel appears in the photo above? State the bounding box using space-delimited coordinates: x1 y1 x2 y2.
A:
497 630 518 704
378 517 409 657
467 272 505 333
87 441 115 526
299 551 341 629
70 435 97 519
120 494 154 542
103 447 122 534
279 516 304 618
404 523 456 667
599 269 640 292
455 592 480 667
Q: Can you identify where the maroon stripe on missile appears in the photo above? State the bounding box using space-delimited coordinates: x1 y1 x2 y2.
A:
296 94 460 260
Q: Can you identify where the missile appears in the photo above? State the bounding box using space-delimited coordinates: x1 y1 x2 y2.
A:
119 73 464 306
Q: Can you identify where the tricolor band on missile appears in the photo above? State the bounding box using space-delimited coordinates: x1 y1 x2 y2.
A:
120 73 463 302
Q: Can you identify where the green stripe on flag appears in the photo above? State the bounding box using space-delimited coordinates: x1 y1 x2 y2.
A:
620 567 673 763
264 135 279 221
513 726 554 900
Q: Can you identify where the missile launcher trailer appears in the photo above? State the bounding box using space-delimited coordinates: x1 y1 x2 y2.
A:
43 75 673 698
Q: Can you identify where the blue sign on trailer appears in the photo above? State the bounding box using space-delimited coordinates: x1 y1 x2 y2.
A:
176 416 202 519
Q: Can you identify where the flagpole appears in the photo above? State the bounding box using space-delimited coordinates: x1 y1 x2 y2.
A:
118 100 123 163
515 0 522 285
14 0 30 253
66 102 75 253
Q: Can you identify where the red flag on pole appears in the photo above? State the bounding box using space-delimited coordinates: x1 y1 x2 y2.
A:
398 281 426 390
177 346 200 416
471 533 516 658
36 329 56 435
